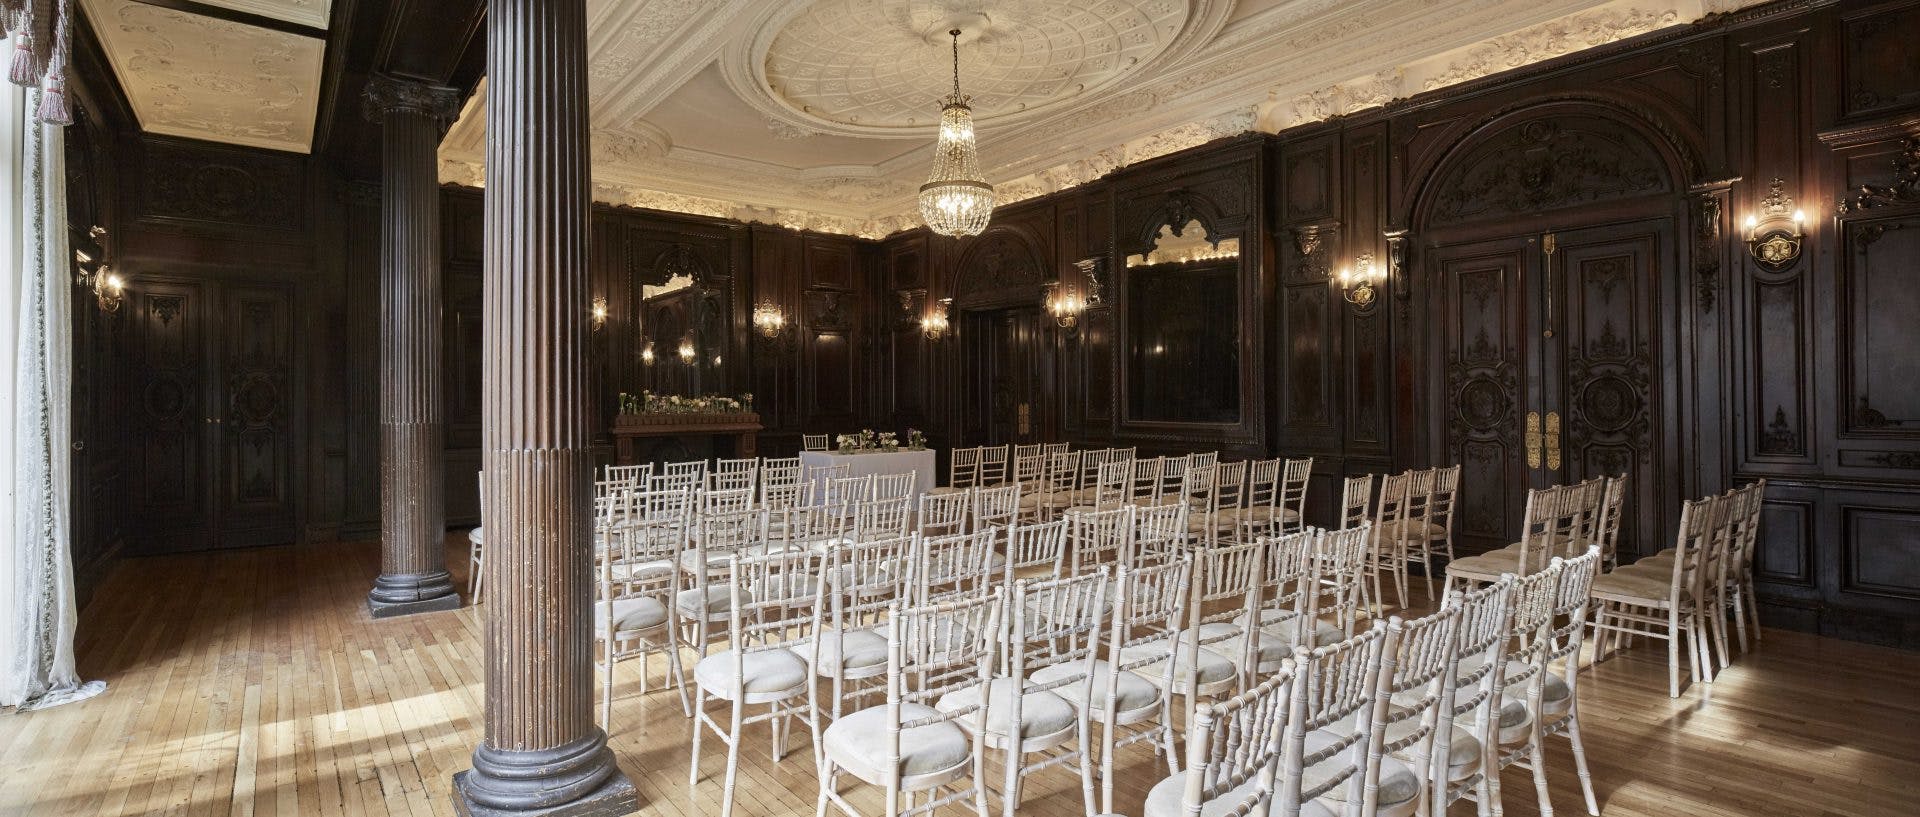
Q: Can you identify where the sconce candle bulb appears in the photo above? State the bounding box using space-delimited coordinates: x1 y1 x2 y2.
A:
752 300 787 339
1339 252 1379 308
1746 177 1805 270
921 297 952 340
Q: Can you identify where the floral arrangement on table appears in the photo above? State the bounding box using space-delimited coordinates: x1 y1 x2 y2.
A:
614 391 759 426
834 428 928 453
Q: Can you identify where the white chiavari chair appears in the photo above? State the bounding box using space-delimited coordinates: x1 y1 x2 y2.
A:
912 529 999 608
1470 559 1566 817
661 459 708 491
1132 502 1191 567
761 457 805 506
768 502 844 556
1067 448 1117 507
1209 460 1250 543
1314 525 1375 637
596 491 690 726
1015 443 1044 461
1517 547 1602 817
1011 452 1045 493
1221 458 1282 540
971 483 1022 532
816 592 1002 817
688 547 825 817
1142 658 1296 817
874 472 917 503
958 572 1105 817
1278 457 1312 535
807 461 852 486
1002 519 1068 586
1186 451 1219 469
851 496 913 544
677 505 760 659
830 474 878 507
803 433 831 452
1184 541 1269 698
1021 450 1084 523
1443 484 1579 596
701 484 758 518
1178 463 1229 547
1339 474 1374 532
1068 505 1134 576
978 444 1011 487
1421 466 1461 569
1591 494 1722 697
1086 558 1192 813
917 489 973 537
1401 467 1440 603
933 446 983 496
1278 622 1399 817
1369 608 1462 817
1365 472 1415 613
1432 577 1514 817
1073 458 1132 512
469 470 487 604
711 457 760 495
809 536 914 722
1236 530 1342 655
1043 442 1071 456
1126 457 1164 507
603 462 653 488
1152 456 1189 504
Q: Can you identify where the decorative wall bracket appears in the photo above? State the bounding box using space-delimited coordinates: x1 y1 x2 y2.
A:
1074 257 1108 306
1745 177 1805 271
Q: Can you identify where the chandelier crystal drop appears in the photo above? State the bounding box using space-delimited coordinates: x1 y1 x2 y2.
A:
919 28 995 237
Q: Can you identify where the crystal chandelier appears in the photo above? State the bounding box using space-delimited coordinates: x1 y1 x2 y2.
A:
919 29 995 237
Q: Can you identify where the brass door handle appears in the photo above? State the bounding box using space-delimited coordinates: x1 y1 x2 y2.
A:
1545 411 1562 471
1525 411 1542 469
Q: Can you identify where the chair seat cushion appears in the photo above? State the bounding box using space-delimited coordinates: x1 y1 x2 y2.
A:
1458 656 1573 719
692 649 809 700
1394 721 1481 782
1444 552 1521 578
1190 622 1292 668
468 526 485 546
1218 507 1301 524
1033 659 1159 717
1120 635 1238 690
927 486 966 496
593 597 668 638
823 703 972 783
796 629 889 675
676 585 743 617
1591 568 1678 603
936 677 1078 743
1307 729 1423 817
1143 771 1330 817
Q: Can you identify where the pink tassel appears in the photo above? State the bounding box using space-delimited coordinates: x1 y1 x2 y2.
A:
35 75 68 125
9 31 34 86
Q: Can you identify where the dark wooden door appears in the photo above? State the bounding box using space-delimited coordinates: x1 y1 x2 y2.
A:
960 307 1051 447
1431 217 1677 558
129 279 300 553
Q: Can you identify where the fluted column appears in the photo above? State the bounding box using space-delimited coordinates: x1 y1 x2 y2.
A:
366 73 463 618
451 0 636 814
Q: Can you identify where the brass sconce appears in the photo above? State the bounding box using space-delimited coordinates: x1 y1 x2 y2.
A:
590 296 609 331
1043 281 1082 329
1338 252 1380 309
752 300 787 339
640 340 656 365
921 297 952 340
1745 178 1805 271
677 336 697 364
75 225 125 313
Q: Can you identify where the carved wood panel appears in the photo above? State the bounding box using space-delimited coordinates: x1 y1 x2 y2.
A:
1432 239 1533 554
1839 1 1920 120
132 281 208 546
218 285 298 547
1840 213 1920 444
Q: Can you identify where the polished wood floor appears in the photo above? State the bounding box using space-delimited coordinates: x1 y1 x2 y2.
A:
2 536 1916 816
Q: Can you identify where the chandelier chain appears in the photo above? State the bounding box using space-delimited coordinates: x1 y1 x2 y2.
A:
950 29 962 104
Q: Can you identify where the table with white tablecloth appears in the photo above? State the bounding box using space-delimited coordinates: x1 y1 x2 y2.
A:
798 448 938 505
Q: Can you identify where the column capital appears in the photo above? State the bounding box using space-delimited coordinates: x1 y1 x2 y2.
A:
363 73 464 124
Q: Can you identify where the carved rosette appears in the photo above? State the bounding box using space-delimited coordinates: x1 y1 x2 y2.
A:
362 73 464 125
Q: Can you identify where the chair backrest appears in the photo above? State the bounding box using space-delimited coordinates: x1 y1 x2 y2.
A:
1567 475 1610 557
763 502 842 553
873 471 917 501
1179 462 1221 518
1661 493 1724 609
1105 557 1195 703
1314 525 1372 628
802 433 830 451
1190 541 1266 676
1279 458 1313 533
946 445 983 490
1338 474 1374 531
1087 459 1132 509
803 461 851 497
1042 450 1083 495
1497 559 1566 709
916 489 973 537
1372 471 1413 551
1004 519 1068 585
1075 448 1119 493
1245 458 1284 510
1178 663 1298 817
891 589 1002 707
977 444 1011 486
1014 443 1043 461
1428 465 1460 539
1214 460 1250 519
1280 623 1390 816
1012 452 1045 486
1371 606 1464 812
597 497 683 637
707 469 757 496
1256 530 1323 645
1069 505 1134 574
1043 442 1071 456
662 459 708 489
1132 502 1190 567
759 477 813 513
824 535 914 635
702 485 757 516
828 474 876 506
1155 456 1189 498
1009 571 1109 694
971 483 1021 530
1728 479 1767 581
910 528 998 607
1594 473 1628 569
1437 576 1514 782
727 547 824 657
1403 467 1438 540
1128 457 1165 504
1511 484 1578 576
603 463 653 489
850 496 912 542
690 505 760 571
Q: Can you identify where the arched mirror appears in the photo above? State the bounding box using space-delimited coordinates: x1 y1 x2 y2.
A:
1124 219 1242 423
636 243 731 396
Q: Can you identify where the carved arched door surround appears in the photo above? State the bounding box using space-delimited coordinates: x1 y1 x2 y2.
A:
1111 171 1263 453
1407 98 1693 559
944 224 1058 446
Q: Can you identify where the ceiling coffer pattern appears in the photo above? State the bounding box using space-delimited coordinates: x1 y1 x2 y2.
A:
81 0 328 154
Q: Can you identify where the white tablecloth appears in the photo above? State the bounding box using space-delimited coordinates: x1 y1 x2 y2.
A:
799 448 938 505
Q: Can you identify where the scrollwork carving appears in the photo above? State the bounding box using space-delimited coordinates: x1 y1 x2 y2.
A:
1692 192 1722 313
1430 117 1669 226
1839 138 1920 213
362 74 463 124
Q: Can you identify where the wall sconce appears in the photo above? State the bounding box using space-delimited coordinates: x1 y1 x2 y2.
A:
1745 177 1805 271
74 225 124 313
1043 281 1081 329
1337 253 1380 309
921 297 952 340
590 296 609 331
677 336 697 364
752 300 787 338
641 340 656 365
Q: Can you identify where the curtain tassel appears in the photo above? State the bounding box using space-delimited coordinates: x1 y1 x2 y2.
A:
9 30 34 85
36 74 69 125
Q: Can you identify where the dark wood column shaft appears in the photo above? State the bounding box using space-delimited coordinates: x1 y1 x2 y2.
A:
366 74 463 618
453 0 635 813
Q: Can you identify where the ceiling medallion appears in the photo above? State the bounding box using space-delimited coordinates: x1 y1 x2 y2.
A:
919 27 994 237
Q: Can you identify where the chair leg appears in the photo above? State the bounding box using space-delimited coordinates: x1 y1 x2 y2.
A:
688 690 707 789
1746 577 1763 642
1731 584 1751 655
1711 589 1732 671
1666 609 1682 698
1529 736 1555 817
1565 705 1600 816
1001 742 1022 817
600 643 614 729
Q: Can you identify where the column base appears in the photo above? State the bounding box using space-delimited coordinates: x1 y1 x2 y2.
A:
452 734 637 817
368 570 462 618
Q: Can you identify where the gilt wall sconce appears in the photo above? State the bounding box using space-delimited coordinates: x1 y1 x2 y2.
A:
922 297 952 340
1338 252 1381 310
1043 281 1082 329
752 300 788 339
1745 177 1805 271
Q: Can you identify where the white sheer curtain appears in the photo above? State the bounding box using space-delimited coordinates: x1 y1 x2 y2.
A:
0 76 99 710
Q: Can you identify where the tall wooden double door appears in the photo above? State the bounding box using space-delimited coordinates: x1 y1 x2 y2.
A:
958 307 1053 447
1431 217 1681 560
128 278 300 552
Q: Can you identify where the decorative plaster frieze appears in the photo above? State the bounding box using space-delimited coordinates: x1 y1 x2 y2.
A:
1415 5 1684 91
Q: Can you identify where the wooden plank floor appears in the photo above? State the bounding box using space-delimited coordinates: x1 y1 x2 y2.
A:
2 536 1917 816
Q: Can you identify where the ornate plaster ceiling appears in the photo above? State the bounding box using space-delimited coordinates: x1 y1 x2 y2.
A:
194 0 333 29
82 0 328 154
436 0 1769 237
